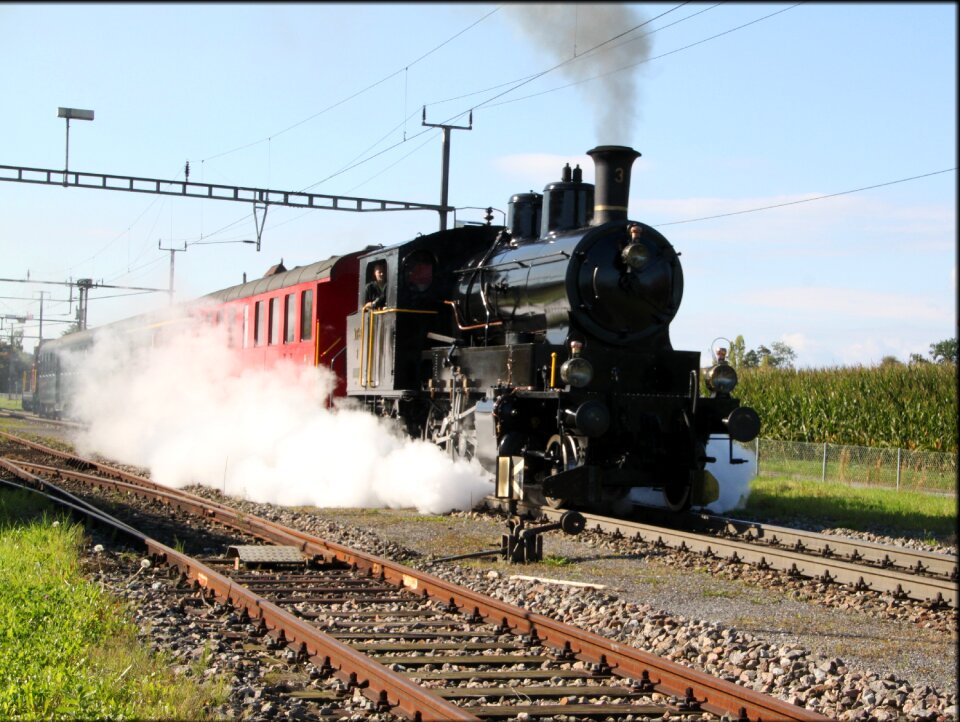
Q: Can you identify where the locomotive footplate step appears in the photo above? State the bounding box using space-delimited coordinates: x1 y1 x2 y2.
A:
226 545 305 567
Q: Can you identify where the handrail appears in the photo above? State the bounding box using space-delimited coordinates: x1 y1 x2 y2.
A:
358 307 439 388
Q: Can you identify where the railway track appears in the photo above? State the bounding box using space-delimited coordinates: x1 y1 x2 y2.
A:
481 498 958 610
0 429 829 722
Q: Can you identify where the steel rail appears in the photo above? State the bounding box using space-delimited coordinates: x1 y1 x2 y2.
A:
694 512 958 580
483 497 958 609
0 458 477 722
0 433 830 722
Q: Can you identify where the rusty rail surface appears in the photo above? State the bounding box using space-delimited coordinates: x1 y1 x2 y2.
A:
0 431 832 721
482 496 958 609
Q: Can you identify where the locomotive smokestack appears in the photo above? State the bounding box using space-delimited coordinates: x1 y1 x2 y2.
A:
587 145 641 225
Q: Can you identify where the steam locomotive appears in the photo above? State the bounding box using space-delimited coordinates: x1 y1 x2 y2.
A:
31 145 759 513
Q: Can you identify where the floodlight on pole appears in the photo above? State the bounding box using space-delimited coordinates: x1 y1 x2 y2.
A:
58 107 94 185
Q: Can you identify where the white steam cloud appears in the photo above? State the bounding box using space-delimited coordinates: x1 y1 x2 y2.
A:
63 314 492 514
503 3 651 143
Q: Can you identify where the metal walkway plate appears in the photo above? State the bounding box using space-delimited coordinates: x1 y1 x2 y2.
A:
226 545 304 565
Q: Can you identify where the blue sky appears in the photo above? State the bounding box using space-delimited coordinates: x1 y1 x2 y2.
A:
1 2 956 368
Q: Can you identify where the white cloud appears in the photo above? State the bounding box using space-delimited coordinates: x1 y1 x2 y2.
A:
779 332 815 355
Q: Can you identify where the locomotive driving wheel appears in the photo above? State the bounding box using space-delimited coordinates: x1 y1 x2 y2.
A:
423 397 477 462
540 433 586 508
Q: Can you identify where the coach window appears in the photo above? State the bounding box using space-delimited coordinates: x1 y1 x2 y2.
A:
224 309 230 346
300 289 313 341
269 297 280 345
285 293 296 343
255 301 266 346
232 308 239 347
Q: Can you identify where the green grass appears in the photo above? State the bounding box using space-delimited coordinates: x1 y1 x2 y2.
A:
757 446 955 493
740 476 957 542
0 397 22 411
0 489 229 719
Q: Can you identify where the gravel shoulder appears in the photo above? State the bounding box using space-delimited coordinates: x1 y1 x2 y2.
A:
3 415 957 720
283 506 957 693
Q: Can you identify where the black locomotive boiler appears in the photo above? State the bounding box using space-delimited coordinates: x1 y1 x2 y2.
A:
345 145 760 513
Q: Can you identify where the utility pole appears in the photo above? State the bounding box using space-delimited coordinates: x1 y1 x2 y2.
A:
158 240 187 305
0 277 169 335
422 108 472 231
75 279 93 330
36 291 46 344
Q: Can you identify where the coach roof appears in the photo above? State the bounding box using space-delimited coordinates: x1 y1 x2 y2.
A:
203 255 343 304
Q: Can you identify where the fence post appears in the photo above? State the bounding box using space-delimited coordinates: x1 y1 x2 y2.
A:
896 448 901 491
822 443 828 483
755 437 760 477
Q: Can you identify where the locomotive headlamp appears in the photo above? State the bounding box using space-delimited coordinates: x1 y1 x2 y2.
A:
705 363 738 394
560 340 593 387
563 400 610 437
724 406 761 442
561 357 593 387
621 242 650 270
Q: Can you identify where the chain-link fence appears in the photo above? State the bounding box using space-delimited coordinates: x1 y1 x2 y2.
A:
751 438 956 496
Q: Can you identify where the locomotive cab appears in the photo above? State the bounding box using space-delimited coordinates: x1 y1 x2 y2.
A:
345 226 500 404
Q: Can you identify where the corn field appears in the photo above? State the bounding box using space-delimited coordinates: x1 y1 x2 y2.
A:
734 364 957 453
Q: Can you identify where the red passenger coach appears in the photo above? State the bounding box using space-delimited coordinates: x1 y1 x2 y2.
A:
201 251 364 398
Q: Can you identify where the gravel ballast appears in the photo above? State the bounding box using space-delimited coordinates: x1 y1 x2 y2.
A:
4 418 956 721
176 493 958 722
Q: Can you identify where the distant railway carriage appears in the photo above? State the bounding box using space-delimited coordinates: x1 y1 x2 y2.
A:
33 145 759 515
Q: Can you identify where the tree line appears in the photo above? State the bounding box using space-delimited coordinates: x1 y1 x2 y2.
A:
725 336 957 369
